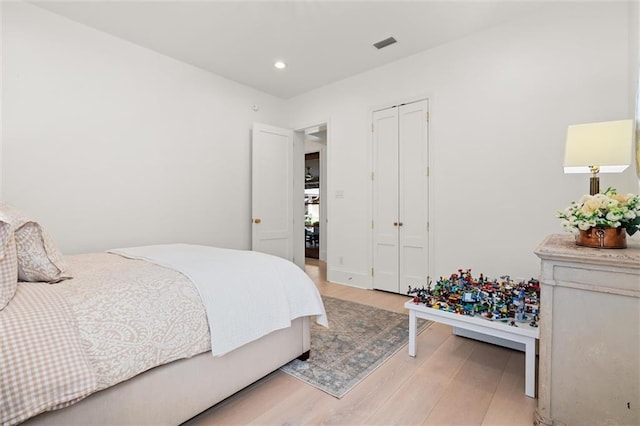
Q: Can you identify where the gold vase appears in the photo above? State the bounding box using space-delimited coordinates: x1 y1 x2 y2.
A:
575 227 627 249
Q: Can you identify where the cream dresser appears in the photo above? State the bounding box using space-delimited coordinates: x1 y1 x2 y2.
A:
534 234 639 426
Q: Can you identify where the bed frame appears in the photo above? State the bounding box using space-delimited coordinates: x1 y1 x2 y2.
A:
22 317 310 426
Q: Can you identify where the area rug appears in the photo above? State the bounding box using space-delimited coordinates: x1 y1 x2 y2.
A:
280 296 432 398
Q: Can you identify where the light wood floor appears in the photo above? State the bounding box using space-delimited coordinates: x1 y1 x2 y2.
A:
184 259 537 426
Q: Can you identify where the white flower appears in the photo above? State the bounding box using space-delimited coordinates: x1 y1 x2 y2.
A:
606 211 623 221
559 188 640 237
578 221 592 230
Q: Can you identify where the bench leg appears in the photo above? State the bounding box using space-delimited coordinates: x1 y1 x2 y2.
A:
408 310 417 357
525 338 536 398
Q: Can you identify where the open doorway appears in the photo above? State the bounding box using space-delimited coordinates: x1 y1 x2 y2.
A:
305 152 320 258
302 125 327 262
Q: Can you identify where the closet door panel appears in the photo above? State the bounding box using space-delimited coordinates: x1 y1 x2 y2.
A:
372 107 399 292
399 101 429 290
372 100 429 294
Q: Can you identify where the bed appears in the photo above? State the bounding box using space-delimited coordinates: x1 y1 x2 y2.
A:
0 205 327 426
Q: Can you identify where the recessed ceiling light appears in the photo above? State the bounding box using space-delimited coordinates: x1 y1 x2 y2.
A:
274 61 287 69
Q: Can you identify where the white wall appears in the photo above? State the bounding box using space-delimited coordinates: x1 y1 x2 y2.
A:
285 2 636 287
0 2 3 200
2 2 637 286
631 0 639 122
2 2 286 254
632 0 640 181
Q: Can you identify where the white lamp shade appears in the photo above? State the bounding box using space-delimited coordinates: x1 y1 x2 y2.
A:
563 119 633 174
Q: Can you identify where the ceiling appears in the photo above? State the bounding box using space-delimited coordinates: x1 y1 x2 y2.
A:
32 1 551 99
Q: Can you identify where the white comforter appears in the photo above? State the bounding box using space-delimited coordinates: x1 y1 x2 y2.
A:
109 244 328 356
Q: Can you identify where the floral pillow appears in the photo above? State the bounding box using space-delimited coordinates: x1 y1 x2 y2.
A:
0 220 18 310
0 203 71 283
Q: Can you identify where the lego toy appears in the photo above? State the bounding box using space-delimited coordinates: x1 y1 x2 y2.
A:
408 268 540 324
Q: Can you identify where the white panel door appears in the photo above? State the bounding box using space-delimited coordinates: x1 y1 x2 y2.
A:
372 100 429 293
398 100 429 292
372 107 400 292
251 123 294 261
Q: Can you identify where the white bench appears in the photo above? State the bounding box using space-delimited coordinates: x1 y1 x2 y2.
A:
405 300 539 398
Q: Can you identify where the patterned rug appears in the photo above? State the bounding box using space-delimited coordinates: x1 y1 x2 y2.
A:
280 296 432 398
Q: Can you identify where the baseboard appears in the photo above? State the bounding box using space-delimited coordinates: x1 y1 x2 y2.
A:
327 268 371 289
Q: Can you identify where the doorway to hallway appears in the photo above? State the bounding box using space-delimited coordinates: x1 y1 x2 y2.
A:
299 123 327 263
305 152 320 259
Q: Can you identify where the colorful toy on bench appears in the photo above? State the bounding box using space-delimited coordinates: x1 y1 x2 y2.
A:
408 268 540 324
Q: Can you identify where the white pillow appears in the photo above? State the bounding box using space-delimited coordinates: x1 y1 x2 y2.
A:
0 203 71 283
0 220 18 310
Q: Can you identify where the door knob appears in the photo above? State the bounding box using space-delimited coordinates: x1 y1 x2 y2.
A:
393 222 398 226
254 218 262 224
398 222 404 226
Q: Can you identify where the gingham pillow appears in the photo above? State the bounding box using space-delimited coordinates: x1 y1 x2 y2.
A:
0 203 70 283
0 220 18 310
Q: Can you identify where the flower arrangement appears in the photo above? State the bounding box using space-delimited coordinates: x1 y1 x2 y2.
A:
557 187 640 236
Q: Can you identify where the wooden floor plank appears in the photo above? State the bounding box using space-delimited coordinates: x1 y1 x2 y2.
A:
185 372 295 425
481 351 538 426
247 378 332 425
422 341 512 425
365 333 477 425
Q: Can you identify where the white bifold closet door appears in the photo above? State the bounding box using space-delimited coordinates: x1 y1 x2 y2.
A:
372 100 429 293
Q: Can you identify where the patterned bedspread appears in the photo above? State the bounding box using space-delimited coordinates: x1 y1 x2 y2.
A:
57 253 211 390
0 253 211 426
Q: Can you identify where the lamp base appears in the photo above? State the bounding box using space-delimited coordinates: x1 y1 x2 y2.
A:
589 175 599 195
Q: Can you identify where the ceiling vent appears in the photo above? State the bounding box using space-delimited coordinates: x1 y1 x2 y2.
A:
373 37 397 50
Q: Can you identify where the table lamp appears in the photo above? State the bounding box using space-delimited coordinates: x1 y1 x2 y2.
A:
563 119 633 195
